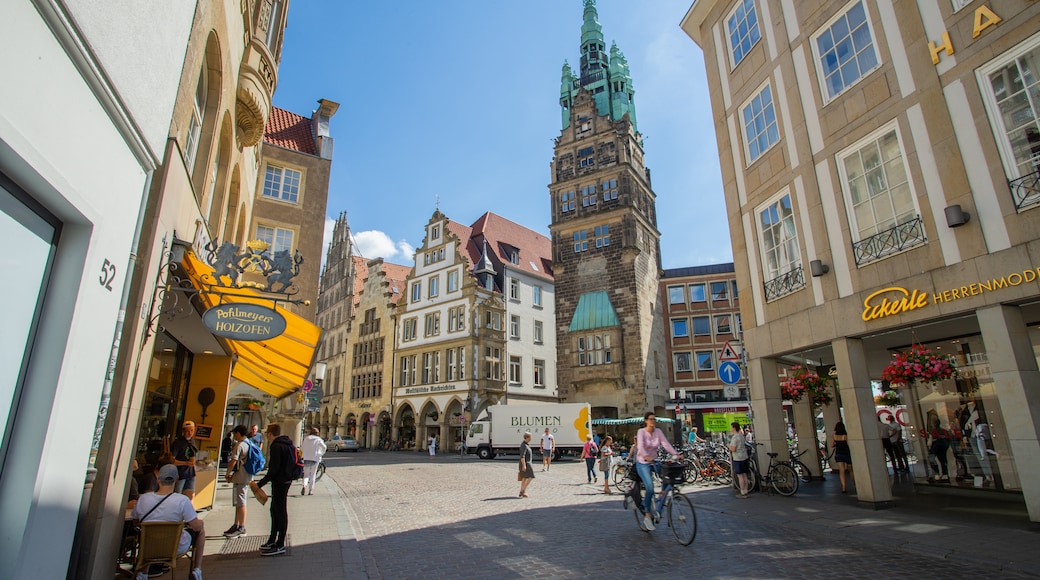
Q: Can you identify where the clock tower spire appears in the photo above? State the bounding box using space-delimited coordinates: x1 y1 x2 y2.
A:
549 2 665 417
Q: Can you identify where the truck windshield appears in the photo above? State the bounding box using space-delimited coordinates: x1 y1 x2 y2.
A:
468 424 482 436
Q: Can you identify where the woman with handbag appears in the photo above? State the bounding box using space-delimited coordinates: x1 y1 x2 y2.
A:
599 436 614 494
518 432 535 498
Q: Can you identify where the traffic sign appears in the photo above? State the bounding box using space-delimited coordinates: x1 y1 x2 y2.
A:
719 361 742 385
302 379 313 392
719 341 740 361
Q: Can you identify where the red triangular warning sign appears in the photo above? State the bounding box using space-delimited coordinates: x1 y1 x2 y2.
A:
719 341 740 361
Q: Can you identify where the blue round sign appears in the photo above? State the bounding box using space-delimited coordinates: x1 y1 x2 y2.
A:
718 361 742 385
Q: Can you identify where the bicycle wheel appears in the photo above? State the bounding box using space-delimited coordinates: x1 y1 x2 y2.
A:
315 462 326 482
770 462 799 496
668 492 697 546
793 460 812 482
683 458 700 484
714 460 732 485
614 464 634 493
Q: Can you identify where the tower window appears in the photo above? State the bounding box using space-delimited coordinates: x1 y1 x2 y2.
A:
573 230 588 253
561 190 576 213
581 185 597 207
594 225 610 248
601 178 618 201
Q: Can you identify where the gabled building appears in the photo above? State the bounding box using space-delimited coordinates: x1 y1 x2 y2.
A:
393 210 554 452
549 0 667 421
340 258 410 447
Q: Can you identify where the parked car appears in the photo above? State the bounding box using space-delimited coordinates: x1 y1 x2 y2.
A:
327 436 360 452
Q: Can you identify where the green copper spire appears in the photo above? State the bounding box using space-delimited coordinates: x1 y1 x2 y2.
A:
558 1 638 133
580 0 604 47
560 61 577 129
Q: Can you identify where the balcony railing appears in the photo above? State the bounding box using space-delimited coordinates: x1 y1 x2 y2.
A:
763 265 805 302
852 215 927 266
1008 166 1040 211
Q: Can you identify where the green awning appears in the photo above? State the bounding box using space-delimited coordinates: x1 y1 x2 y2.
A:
568 291 620 332
592 417 675 425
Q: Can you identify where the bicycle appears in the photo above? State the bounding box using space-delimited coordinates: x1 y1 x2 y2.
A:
623 460 697 546
789 447 814 483
745 443 798 496
315 459 326 482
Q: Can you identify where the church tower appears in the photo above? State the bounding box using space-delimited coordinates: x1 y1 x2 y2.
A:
549 0 666 419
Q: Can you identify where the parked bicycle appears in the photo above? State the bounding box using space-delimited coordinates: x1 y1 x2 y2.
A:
623 460 697 546
743 443 799 496
789 447 814 483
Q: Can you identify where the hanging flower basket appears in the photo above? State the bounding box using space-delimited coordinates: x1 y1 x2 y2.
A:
882 345 957 387
780 365 833 407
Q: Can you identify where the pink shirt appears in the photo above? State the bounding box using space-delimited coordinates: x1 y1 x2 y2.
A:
634 428 678 464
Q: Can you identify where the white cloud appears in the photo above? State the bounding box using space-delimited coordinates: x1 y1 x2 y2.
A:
352 230 413 261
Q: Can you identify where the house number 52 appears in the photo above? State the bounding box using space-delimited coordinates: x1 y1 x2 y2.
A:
99 259 117 292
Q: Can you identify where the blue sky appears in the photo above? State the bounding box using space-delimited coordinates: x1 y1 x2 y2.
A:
273 0 729 270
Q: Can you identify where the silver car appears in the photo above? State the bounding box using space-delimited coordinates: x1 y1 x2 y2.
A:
327 436 360 452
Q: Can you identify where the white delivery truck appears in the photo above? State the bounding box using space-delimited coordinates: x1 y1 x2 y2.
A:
466 402 592 460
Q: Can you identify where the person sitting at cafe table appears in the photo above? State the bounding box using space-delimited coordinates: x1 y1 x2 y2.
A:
131 464 205 580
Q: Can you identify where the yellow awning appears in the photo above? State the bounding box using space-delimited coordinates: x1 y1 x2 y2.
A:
182 248 322 398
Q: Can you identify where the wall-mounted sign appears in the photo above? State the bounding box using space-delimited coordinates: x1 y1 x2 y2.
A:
927 5 1002 65
862 265 1040 322
202 303 286 341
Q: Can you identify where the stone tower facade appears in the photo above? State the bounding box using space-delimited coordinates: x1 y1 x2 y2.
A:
549 0 667 419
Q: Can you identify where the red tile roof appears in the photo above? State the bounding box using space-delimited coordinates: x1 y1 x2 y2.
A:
469 212 553 281
380 261 413 305
446 219 476 266
350 256 369 313
264 106 316 155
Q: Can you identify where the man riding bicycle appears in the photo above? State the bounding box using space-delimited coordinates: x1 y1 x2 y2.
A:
627 412 681 531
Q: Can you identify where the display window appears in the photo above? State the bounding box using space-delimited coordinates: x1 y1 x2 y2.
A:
903 335 1018 491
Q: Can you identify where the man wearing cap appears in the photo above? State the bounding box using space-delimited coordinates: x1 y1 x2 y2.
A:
171 420 199 500
131 464 205 580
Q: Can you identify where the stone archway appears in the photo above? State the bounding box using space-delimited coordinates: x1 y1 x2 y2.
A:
359 412 371 448
444 398 465 453
345 414 357 439
395 403 416 449
418 400 440 452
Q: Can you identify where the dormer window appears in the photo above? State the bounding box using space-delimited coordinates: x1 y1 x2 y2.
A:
509 250 519 265
431 225 440 240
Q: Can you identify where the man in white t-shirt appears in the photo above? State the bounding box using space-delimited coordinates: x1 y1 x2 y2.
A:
131 464 205 580
301 427 327 495
540 428 555 471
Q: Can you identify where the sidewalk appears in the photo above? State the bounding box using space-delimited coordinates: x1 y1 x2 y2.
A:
689 471 1040 576
193 470 367 580
185 462 1039 579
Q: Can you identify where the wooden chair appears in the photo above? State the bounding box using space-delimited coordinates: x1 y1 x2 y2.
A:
134 521 193 578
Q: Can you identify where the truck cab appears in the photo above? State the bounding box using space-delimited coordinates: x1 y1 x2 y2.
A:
466 421 493 459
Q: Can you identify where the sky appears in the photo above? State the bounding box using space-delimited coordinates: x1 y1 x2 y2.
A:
272 0 729 270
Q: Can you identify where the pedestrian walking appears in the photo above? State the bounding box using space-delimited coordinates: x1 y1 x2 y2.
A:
255 423 293 556
887 416 909 472
171 420 198 500
428 434 437 457
518 432 535 498
729 422 750 498
222 425 253 538
599 436 614 494
131 464 205 580
249 424 264 454
301 427 327 495
878 416 898 472
581 434 599 483
832 421 854 493
540 427 555 471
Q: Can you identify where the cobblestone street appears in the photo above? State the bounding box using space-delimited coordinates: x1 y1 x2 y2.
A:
319 452 1037 579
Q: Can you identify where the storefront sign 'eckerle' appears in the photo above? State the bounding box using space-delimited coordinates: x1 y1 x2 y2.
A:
862 266 1040 322
202 303 287 341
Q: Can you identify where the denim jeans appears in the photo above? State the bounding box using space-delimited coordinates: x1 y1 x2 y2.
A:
635 461 659 514
585 458 597 482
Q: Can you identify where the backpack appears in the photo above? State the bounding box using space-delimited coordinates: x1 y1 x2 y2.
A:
243 438 265 475
289 442 305 480
587 442 598 457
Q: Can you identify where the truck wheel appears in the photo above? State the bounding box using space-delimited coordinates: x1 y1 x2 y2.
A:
477 447 493 460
